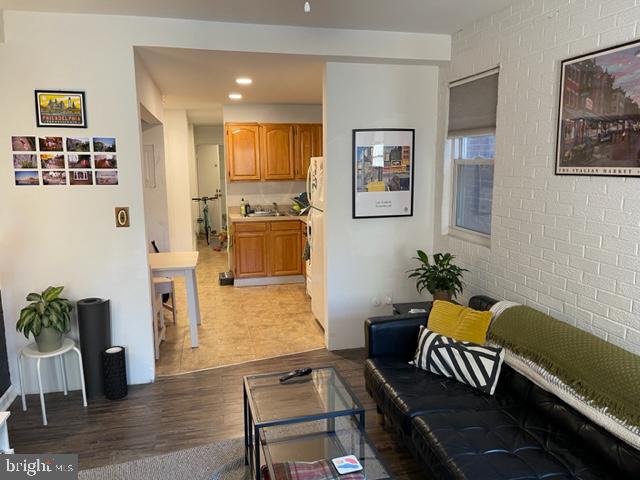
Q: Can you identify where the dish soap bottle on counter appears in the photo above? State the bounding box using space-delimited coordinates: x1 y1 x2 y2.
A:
240 198 247 216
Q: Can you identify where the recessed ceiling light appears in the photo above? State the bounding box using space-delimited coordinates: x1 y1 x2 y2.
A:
236 77 253 85
228 93 242 100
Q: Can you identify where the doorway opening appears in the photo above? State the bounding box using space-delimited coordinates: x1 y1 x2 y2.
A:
136 48 326 376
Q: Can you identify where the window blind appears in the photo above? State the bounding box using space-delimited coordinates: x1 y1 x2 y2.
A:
448 70 499 136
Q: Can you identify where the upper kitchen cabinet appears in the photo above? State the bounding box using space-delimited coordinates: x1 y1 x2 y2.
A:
226 124 261 181
225 122 322 182
312 124 323 157
260 124 294 180
294 124 314 180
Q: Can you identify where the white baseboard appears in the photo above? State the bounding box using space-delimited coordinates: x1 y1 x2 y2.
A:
0 386 17 412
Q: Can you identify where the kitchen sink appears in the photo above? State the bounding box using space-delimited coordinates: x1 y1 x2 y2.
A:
246 211 298 218
247 211 278 217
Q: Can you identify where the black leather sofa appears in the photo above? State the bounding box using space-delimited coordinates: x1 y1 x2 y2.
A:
364 296 640 479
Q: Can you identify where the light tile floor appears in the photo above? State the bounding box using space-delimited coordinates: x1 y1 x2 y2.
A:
155 241 325 376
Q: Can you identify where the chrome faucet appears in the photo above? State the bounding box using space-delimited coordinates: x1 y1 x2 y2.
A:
272 202 279 214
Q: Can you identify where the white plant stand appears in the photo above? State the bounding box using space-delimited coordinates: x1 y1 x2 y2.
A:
0 412 12 453
17 338 87 426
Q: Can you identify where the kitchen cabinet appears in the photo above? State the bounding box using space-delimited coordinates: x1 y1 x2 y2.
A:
312 124 323 157
301 221 307 277
226 124 261 181
234 223 268 278
269 221 302 276
232 220 303 279
260 124 294 180
226 122 322 182
294 124 314 180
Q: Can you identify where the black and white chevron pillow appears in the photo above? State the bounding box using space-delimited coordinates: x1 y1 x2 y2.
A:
411 326 505 395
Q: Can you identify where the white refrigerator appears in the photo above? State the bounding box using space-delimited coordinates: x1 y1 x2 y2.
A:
306 156 326 329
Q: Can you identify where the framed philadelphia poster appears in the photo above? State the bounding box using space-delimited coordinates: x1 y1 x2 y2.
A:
556 40 640 177
35 90 87 128
353 128 415 218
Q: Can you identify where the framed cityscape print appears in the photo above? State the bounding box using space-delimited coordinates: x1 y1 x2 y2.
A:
353 128 415 218
556 40 640 177
35 90 87 128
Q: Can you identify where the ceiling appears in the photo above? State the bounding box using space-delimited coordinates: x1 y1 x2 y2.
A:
5 0 513 34
136 48 324 125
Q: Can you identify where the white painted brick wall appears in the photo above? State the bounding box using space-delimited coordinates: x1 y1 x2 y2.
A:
435 0 640 354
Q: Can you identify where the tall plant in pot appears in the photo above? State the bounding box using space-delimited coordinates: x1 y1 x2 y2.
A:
407 251 467 302
16 286 72 352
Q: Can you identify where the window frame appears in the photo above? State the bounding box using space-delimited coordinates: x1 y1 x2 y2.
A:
447 130 495 241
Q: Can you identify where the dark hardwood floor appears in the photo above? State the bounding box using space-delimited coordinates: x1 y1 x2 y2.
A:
8 348 423 478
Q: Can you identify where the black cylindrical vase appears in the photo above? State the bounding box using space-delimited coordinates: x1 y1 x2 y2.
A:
102 346 128 400
77 298 111 400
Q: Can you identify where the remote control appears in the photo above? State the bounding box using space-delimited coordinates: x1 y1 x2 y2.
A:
279 368 312 383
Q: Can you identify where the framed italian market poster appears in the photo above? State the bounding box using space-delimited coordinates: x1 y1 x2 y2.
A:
353 129 415 218
556 40 640 177
35 90 87 128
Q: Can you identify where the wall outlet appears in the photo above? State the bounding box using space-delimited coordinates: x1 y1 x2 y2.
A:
371 297 382 307
384 292 393 305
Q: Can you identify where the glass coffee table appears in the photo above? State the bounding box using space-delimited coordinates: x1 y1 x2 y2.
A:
243 367 393 480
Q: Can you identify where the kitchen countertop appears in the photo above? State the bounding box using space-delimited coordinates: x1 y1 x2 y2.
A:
229 213 308 225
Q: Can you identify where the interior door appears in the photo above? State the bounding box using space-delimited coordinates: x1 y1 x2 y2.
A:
196 144 222 233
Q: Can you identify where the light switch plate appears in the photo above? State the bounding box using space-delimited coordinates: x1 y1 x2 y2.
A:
115 207 130 227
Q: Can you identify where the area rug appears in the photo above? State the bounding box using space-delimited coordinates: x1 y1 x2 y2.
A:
79 419 384 480
79 437 249 480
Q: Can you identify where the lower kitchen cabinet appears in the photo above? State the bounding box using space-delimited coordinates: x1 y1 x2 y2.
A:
301 221 307 277
270 222 302 276
233 221 302 279
234 223 269 278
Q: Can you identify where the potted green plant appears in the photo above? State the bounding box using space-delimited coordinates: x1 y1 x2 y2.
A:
407 251 468 302
16 286 73 352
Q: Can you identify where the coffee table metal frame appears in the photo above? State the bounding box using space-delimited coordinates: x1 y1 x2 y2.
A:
243 366 366 480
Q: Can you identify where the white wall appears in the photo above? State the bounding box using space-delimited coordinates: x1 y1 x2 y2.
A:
223 104 322 124
142 123 170 251
188 123 199 237
136 54 170 252
0 9 449 393
324 62 439 350
135 56 164 124
194 126 224 146
434 0 640 354
164 110 198 251
223 104 322 207
0 14 155 393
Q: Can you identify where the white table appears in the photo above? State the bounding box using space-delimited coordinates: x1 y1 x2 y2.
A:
148 251 201 348
17 338 87 426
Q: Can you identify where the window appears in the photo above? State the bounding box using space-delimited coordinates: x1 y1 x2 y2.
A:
447 69 499 239
450 134 494 236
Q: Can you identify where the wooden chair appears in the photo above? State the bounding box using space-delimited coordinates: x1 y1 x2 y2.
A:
150 241 177 360
151 241 177 325
152 280 170 360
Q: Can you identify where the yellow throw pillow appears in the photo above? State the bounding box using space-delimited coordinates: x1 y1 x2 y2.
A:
427 300 493 344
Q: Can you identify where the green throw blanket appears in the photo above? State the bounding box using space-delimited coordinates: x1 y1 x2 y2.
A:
488 306 640 427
